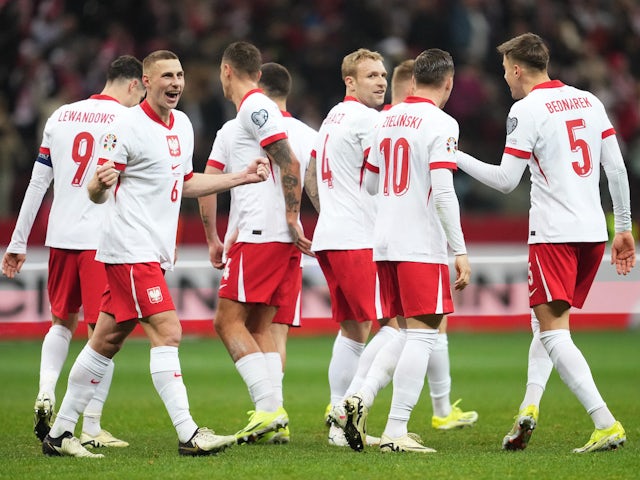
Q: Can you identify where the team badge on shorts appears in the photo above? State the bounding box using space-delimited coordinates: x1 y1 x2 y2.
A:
101 133 118 151
506 117 518 135
251 109 269 128
446 137 458 154
166 135 181 157
147 286 163 304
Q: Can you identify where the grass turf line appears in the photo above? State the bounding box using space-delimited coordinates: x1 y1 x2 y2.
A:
0 331 638 480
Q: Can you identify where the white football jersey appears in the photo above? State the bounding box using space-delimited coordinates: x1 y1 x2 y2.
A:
368 97 460 263
311 97 380 251
207 109 317 250
95 101 194 270
211 90 296 244
505 80 613 243
7 95 129 253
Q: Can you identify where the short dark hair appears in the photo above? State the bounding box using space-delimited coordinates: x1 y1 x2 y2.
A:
414 49 454 87
107 55 142 81
497 32 549 71
142 50 179 73
222 41 262 79
259 62 291 99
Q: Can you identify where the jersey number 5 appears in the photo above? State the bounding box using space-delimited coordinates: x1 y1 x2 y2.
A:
380 137 410 196
566 119 592 177
71 131 95 187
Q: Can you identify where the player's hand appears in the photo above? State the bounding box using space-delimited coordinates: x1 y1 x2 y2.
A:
95 160 119 189
453 253 471 290
244 157 271 183
205 232 230 270
611 230 636 275
288 223 314 257
1 252 26 279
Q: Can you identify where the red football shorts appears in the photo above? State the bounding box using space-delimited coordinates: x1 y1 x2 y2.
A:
48 248 107 323
315 249 383 323
218 242 301 308
100 262 175 322
528 242 604 309
272 266 302 327
376 260 453 318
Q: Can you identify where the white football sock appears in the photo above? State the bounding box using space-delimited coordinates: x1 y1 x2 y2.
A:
235 352 278 412
345 326 397 398
82 359 114 436
385 328 438 438
520 314 553 410
328 331 365 406
427 333 451 418
539 329 615 429
150 346 197 443
359 328 405 408
39 324 73 401
49 344 110 438
265 351 284 407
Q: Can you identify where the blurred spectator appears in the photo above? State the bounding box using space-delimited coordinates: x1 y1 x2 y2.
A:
1 0 638 221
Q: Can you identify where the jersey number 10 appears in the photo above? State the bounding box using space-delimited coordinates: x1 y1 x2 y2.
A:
380 137 410 196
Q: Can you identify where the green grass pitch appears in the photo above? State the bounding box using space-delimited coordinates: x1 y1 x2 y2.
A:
0 331 638 479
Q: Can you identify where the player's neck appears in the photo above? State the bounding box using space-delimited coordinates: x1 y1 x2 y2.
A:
233 80 260 110
413 86 445 108
523 73 551 96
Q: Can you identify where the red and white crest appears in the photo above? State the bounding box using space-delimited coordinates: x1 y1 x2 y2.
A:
147 286 163 304
166 135 181 157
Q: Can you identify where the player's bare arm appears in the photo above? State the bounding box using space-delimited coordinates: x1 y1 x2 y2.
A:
183 157 270 198
264 138 313 255
88 160 119 204
303 154 320 213
198 166 225 269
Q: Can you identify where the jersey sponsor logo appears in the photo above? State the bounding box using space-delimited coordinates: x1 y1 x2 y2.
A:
446 137 458 154
506 117 518 135
529 288 537 298
251 109 269 128
90 379 100 384
166 135 181 157
171 163 181 170
147 286 164 304
101 133 118 151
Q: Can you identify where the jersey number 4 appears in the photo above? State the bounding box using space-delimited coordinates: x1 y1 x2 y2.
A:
380 137 410 196
319 134 333 188
71 131 95 187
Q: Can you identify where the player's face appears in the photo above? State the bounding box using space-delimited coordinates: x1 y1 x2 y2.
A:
350 59 387 108
144 58 185 112
502 55 525 100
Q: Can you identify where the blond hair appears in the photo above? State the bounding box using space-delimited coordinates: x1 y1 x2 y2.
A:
341 48 384 79
391 59 414 103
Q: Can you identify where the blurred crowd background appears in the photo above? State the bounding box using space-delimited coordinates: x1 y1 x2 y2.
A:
1 0 639 222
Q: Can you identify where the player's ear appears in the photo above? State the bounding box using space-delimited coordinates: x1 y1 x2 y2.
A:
344 75 355 90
